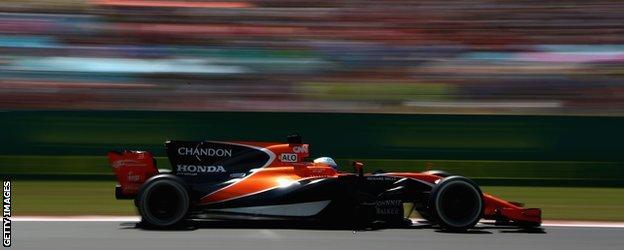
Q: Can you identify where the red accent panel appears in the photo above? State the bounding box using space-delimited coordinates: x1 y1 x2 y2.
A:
483 194 542 224
108 151 158 196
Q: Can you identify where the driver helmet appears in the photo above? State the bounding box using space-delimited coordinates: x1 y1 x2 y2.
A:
313 157 338 170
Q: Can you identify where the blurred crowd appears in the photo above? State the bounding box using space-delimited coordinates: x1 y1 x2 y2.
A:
1 0 624 115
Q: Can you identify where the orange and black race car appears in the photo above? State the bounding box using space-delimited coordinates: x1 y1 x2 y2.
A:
108 135 541 231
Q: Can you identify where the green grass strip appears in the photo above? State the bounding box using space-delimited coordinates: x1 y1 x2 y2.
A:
11 181 624 221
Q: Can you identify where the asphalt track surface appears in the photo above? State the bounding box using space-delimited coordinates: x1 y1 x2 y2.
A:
12 219 624 250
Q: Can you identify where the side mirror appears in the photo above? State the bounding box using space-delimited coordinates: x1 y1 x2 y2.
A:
352 161 364 177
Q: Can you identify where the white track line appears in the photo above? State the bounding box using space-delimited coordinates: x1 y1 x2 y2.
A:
10 216 624 228
12 216 140 222
542 220 624 228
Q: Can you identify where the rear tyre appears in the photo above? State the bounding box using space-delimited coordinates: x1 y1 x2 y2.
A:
136 175 189 228
429 176 483 232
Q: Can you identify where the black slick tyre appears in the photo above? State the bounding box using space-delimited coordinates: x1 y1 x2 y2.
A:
429 176 483 232
136 175 190 228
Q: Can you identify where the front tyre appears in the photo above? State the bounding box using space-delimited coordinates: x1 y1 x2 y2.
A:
430 176 483 232
136 175 189 228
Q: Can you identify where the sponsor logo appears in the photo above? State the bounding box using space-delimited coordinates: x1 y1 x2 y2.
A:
292 145 308 154
376 200 402 206
375 199 402 215
366 176 398 181
176 164 226 176
3 180 11 247
279 153 298 163
307 168 333 177
127 171 141 182
112 159 146 168
229 173 246 178
177 147 232 157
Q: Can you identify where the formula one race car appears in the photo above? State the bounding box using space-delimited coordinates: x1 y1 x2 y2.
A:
108 135 541 231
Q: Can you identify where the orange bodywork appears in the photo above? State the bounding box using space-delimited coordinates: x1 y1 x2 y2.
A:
200 143 340 204
200 165 339 204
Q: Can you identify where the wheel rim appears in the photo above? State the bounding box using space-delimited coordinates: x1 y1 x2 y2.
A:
147 184 182 220
141 181 188 226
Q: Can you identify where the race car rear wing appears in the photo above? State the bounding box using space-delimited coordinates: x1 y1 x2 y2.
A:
108 150 159 199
